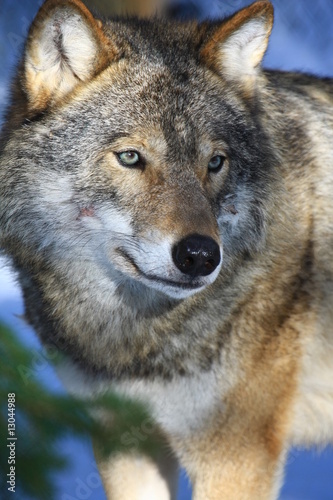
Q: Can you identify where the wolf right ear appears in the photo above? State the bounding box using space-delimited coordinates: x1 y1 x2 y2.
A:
24 0 118 113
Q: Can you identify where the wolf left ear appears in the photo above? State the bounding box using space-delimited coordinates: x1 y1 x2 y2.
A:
24 0 117 113
200 1 273 89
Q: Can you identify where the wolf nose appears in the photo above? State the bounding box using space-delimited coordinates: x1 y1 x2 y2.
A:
172 234 221 278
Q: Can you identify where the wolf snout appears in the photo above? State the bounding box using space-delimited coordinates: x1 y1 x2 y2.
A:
172 234 221 278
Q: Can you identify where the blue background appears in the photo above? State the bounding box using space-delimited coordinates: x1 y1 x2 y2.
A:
0 1 333 498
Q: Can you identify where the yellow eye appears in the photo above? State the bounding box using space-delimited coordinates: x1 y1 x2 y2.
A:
208 155 226 173
117 151 141 167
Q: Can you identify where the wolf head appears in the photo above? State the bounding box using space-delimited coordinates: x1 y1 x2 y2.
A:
0 0 277 301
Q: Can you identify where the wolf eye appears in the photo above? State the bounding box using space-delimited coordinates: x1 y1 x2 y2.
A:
208 155 226 173
117 151 141 167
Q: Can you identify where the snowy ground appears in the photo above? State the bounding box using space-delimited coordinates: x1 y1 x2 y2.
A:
1 1 333 498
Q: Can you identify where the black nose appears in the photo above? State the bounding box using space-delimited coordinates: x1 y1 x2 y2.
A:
172 234 221 278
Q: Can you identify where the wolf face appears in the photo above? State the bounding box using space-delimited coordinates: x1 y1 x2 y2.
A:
0 1 276 301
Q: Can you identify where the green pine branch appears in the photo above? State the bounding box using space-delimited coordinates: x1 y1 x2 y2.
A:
0 322 160 499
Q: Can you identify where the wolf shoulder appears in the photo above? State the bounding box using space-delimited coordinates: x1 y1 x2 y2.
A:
262 70 333 211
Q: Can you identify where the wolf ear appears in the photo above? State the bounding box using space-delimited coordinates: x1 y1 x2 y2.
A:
24 0 117 112
200 1 273 89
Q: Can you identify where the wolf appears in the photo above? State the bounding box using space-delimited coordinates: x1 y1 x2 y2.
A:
1 0 333 498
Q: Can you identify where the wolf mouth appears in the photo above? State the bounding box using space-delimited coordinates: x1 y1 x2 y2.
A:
117 248 205 290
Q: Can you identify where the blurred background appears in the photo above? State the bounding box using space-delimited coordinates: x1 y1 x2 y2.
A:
1 0 333 499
